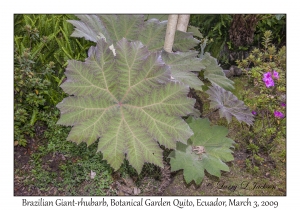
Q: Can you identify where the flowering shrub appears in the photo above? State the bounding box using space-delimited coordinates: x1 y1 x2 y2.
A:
236 30 286 147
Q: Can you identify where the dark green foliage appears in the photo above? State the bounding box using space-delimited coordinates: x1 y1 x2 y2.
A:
189 14 232 62
14 14 92 146
254 15 286 48
189 14 286 68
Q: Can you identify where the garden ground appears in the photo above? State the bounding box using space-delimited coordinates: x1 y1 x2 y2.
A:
14 76 286 196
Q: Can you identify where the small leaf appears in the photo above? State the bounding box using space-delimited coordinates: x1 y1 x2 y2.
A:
187 26 203 38
169 117 235 185
206 84 254 125
30 109 38 126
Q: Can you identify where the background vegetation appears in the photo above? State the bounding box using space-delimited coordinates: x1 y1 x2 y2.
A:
189 14 286 68
14 14 286 196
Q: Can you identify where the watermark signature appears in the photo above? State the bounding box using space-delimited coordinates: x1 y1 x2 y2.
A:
205 181 276 192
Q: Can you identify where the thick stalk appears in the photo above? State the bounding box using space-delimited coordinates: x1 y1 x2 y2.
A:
176 15 190 32
164 15 179 53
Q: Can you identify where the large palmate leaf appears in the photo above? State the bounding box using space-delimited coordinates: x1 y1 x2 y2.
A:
162 50 205 90
206 84 254 125
57 38 196 173
200 53 235 90
68 15 199 54
67 15 206 91
169 117 235 185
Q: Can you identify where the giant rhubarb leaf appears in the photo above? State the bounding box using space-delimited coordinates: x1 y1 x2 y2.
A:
200 53 235 90
57 38 196 173
169 117 235 185
206 84 254 125
68 15 199 53
67 15 206 91
67 15 112 44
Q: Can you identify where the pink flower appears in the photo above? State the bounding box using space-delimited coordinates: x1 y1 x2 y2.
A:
273 71 279 79
251 111 257 115
263 78 274 88
274 110 284 118
263 72 272 80
280 102 286 107
262 72 275 88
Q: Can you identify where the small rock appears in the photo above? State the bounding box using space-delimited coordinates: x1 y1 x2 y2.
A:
133 187 141 195
229 65 243 76
223 70 233 78
90 170 96 179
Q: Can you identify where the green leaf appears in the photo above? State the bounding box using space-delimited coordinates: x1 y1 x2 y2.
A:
67 15 201 54
138 19 167 52
206 84 254 125
57 38 196 173
173 30 200 52
169 117 235 185
187 26 203 38
30 109 38 126
200 53 235 90
65 14 204 106
162 50 205 90
67 15 112 43
99 15 144 43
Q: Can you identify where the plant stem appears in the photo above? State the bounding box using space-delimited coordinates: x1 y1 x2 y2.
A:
176 15 190 32
164 15 179 53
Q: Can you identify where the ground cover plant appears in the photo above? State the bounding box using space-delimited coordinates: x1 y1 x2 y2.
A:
235 30 286 173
